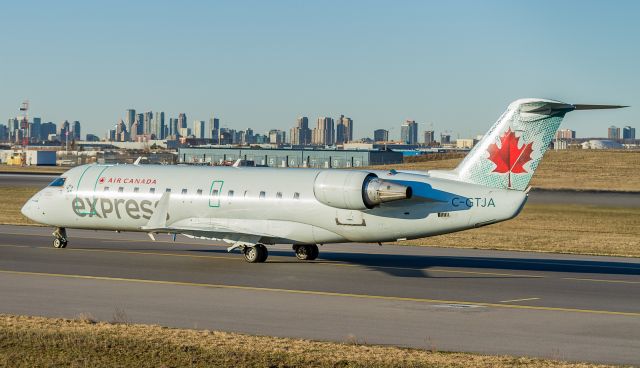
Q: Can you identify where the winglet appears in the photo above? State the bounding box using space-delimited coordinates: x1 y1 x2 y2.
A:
141 192 170 230
232 159 242 168
572 104 628 110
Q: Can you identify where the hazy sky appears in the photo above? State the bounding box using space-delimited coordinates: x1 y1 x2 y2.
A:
1 0 638 139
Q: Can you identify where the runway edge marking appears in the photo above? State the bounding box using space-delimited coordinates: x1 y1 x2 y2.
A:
0 269 638 317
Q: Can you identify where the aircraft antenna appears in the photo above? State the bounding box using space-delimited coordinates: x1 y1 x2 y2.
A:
19 100 29 148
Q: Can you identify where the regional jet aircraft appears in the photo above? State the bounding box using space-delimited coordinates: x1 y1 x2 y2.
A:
21 99 625 262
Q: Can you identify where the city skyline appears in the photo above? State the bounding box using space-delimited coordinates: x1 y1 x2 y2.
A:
0 1 636 138
4 106 636 146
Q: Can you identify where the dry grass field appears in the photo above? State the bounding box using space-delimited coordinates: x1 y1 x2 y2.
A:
0 164 65 174
0 314 617 368
372 150 640 192
0 186 40 225
401 204 640 258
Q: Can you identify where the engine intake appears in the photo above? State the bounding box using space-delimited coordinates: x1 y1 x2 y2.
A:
313 171 412 210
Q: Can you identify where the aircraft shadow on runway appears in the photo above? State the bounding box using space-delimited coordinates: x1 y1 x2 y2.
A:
183 247 640 278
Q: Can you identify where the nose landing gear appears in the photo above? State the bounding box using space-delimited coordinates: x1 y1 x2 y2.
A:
52 227 68 248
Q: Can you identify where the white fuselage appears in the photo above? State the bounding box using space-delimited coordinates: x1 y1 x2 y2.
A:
22 164 527 245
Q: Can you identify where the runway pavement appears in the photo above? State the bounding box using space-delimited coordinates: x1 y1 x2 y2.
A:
2 173 640 206
0 224 638 365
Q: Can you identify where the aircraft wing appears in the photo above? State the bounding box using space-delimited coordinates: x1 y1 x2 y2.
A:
147 218 277 238
139 192 277 247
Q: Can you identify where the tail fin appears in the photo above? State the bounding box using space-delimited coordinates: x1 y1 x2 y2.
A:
453 98 626 191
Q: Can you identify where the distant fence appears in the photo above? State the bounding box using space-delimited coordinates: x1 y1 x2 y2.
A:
403 152 467 163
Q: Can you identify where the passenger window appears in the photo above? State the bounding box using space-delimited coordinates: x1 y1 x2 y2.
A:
293 192 300 200
149 188 156 194
244 190 249 198
181 189 188 195
166 188 171 193
48 177 66 187
133 187 139 193
228 190 234 198
118 187 124 193
259 191 266 199
212 189 219 196
276 192 282 199
197 189 203 195
104 187 110 192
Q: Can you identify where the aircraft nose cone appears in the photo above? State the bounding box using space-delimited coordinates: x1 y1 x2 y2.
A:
21 195 42 222
21 201 35 221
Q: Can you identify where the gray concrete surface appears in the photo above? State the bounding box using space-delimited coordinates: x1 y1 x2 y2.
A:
0 225 638 365
0 173 58 186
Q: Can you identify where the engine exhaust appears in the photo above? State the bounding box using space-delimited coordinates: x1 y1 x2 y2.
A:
363 178 412 208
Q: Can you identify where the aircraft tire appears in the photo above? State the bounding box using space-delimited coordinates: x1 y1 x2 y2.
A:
53 238 67 249
244 245 267 263
308 244 319 260
257 244 269 262
294 244 317 261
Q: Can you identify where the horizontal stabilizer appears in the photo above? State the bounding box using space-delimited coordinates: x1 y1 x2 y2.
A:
573 104 628 110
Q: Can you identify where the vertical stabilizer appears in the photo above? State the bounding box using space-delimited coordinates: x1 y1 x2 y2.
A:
453 98 625 191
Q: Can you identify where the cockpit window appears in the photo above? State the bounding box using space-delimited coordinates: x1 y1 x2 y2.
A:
49 177 66 187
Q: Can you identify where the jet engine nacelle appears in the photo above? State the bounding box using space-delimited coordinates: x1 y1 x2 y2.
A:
313 171 412 210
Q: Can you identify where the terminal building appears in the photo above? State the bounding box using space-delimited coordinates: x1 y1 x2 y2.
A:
177 147 403 168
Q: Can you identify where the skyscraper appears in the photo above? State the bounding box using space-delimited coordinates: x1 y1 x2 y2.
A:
269 129 286 144
401 120 418 144
153 112 165 139
135 113 144 136
178 113 187 129
126 109 136 133
242 128 254 145
312 117 335 145
209 117 220 141
336 115 353 144
41 122 56 140
0 124 8 141
608 125 620 140
143 111 153 135
193 120 206 139
72 121 81 140
116 119 128 142
31 117 42 141
290 116 311 145
170 118 179 138
623 126 636 140
374 129 389 142
60 120 71 140
424 130 435 145
440 133 451 144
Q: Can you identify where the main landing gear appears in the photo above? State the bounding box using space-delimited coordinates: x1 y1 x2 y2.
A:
293 244 319 261
52 227 68 248
243 244 268 263
239 243 320 263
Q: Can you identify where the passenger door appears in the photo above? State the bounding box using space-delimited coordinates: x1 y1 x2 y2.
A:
209 180 224 207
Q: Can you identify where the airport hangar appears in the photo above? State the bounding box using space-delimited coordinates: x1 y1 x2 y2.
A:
177 147 403 168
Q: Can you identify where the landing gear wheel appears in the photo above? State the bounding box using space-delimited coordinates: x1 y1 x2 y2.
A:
52 238 67 248
256 244 269 263
52 227 68 249
294 244 319 261
308 244 319 260
244 244 268 263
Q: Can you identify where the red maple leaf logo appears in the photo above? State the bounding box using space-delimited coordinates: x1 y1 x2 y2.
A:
99 177 105 184
487 128 533 188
